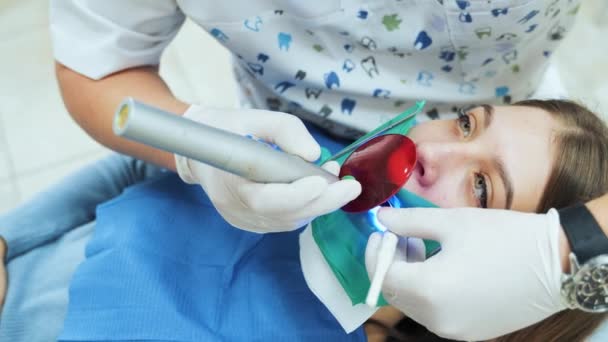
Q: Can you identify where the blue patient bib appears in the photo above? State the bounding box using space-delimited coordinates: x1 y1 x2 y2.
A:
59 174 366 342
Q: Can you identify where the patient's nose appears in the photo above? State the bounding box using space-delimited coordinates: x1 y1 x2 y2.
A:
415 142 469 186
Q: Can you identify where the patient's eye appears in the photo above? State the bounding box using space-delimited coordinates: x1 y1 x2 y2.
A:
474 173 488 208
457 109 472 137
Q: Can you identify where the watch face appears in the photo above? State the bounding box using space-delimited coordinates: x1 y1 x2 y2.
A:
574 258 608 312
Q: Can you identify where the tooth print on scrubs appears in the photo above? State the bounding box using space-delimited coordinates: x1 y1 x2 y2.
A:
54 0 580 141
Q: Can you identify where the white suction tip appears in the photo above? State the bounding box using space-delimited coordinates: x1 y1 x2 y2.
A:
366 232 398 307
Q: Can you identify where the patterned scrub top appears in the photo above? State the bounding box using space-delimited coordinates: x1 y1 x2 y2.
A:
51 0 580 138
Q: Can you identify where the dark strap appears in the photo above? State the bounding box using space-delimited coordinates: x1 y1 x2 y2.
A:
559 203 608 265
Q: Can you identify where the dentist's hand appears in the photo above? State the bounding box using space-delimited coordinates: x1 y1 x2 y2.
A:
365 207 566 341
175 105 362 233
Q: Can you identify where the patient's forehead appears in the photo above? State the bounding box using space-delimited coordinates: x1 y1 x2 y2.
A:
486 105 559 211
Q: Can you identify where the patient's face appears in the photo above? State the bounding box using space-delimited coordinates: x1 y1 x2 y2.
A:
404 105 559 211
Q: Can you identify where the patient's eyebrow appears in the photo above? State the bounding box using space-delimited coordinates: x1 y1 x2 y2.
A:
481 104 494 130
481 105 514 209
493 157 514 210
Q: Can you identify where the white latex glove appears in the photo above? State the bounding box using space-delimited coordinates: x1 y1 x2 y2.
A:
365 207 566 341
175 105 362 233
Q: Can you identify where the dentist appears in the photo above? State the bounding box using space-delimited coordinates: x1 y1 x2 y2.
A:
48 0 607 340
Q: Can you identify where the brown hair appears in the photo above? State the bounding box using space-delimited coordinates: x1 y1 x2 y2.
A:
385 99 608 342
494 99 608 342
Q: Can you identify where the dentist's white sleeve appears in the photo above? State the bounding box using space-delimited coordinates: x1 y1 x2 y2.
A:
50 0 186 80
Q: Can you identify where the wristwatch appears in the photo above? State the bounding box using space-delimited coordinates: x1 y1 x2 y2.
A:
559 203 608 313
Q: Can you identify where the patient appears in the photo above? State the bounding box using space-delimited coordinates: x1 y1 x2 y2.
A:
1 100 607 341
371 99 608 342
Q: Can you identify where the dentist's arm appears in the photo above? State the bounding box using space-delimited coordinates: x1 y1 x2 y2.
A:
56 63 188 170
365 191 608 341
51 0 192 170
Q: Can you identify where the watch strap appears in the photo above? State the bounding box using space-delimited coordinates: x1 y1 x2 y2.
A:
559 203 608 265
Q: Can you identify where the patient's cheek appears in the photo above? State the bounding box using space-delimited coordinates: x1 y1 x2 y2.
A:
426 193 457 208
402 183 457 208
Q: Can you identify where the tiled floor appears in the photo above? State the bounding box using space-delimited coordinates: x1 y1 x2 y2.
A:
0 0 607 215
